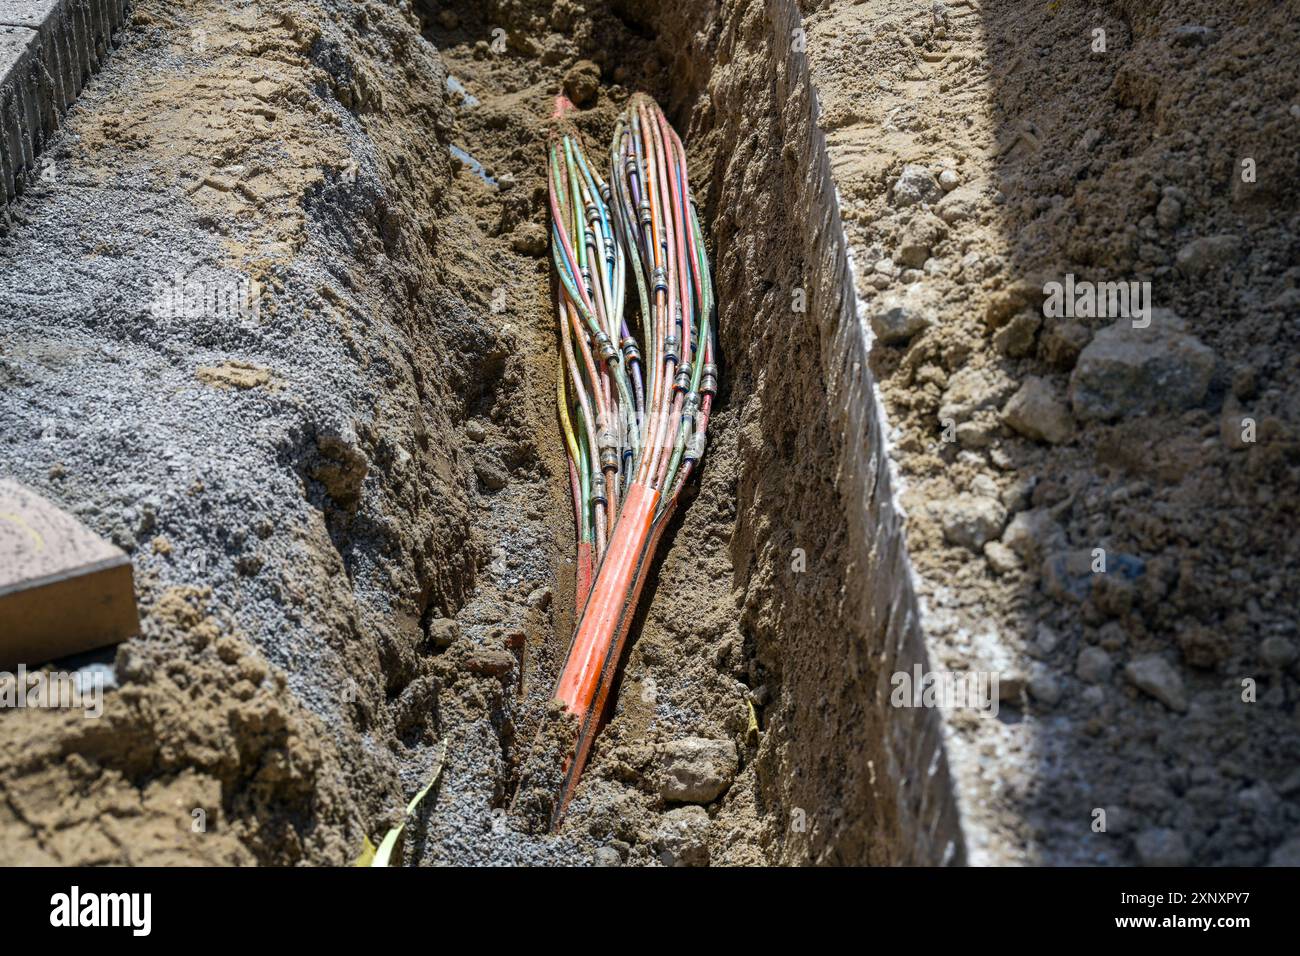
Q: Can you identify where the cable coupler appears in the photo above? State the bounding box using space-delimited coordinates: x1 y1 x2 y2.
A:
700 363 718 396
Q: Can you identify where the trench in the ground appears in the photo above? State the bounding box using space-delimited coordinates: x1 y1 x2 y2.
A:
398 0 962 865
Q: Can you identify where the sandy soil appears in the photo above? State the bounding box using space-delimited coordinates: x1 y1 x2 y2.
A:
804 0 1300 865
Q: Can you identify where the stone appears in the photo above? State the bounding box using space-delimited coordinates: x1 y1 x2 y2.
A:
998 671 1027 703
465 646 516 678
983 540 1021 575
656 805 710 867
1027 671 1061 706
1260 636 1297 669
939 494 1007 551
1039 320 1090 370
1042 549 1097 603
1175 234 1243 274
938 168 960 191
1134 828 1191 866
984 279 1043 329
474 460 509 491
1033 624 1060 657
939 365 1017 424
655 737 738 804
510 222 547 256
897 210 946 267
593 846 622 866
1002 377 1075 444
1125 655 1188 712
1076 646 1113 684
562 59 601 107
1155 195 1182 230
426 617 460 649
891 164 941 207
937 184 979 223
1169 24 1217 46
956 418 996 449
1001 508 1061 562
1069 315 1215 421
992 309 1041 357
871 288 935 345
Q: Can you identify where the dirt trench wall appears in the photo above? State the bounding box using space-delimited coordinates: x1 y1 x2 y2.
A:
646 0 964 864
0 0 486 864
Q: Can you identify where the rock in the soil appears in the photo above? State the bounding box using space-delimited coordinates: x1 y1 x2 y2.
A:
897 210 946 267
474 460 509 491
1069 315 1215 421
992 309 1041 357
1076 646 1113 684
510 222 548 257
938 168 960 192
1002 508 1062 562
1155 194 1182 230
656 805 711 867
1134 828 1191 866
465 646 516 678
871 288 935 345
593 846 622 867
1175 234 1243 274
1002 377 1074 444
939 494 1007 551
984 278 1043 329
655 737 738 804
956 417 997 449
939 365 1017 423
426 617 461 649
983 540 1021 575
1032 624 1061 658
1027 671 1062 706
562 60 601 107
1260 636 1297 669
1125 655 1188 712
936 184 979 223
1169 24 1217 47
892 164 941 207
1042 549 1097 603
1040 320 1091 370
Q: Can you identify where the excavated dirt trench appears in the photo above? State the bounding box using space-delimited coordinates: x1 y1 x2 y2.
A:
0 0 957 866
402 0 960 865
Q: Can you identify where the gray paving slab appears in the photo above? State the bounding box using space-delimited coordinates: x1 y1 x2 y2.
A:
0 0 129 204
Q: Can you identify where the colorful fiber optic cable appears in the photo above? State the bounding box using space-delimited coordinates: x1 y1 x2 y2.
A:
544 93 717 826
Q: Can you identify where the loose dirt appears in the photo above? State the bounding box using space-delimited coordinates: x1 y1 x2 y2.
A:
803 0 1300 864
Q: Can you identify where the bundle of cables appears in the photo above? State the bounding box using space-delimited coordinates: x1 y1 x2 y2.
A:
543 92 716 826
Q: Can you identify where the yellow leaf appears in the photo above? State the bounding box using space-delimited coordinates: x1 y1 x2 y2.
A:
354 834 377 867
363 740 450 868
